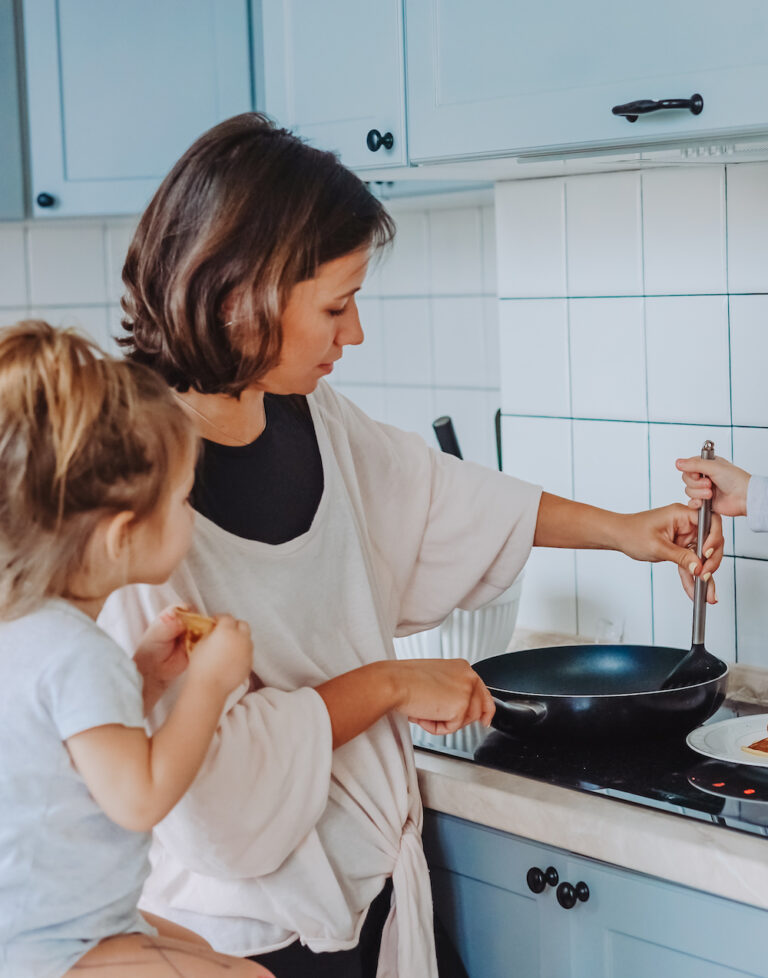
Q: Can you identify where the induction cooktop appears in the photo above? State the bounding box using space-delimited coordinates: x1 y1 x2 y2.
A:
414 700 768 840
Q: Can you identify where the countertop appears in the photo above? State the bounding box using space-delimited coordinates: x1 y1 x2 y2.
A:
414 629 768 911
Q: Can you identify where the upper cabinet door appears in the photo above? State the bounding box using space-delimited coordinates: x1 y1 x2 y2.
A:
23 0 252 217
405 0 768 163
260 0 407 170
0 0 25 219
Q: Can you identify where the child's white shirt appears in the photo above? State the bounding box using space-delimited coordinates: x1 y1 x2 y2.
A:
0 598 155 978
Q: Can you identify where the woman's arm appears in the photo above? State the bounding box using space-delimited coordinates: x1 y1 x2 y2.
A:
66 617 251 832
533 492 724 601
315 657 495 749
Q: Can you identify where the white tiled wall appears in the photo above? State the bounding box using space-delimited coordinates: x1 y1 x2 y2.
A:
0 219 135 356
332 203 501 469
497 162 768 666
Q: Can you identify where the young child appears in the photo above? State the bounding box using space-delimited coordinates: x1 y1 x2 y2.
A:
677 454 766 529
0 321 272 978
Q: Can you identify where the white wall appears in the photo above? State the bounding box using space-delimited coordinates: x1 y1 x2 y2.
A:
496 162 768 665
332 202 501 470
0 218 134 355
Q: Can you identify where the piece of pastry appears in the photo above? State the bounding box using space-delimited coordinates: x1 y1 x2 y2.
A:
741 735 768 758
175 607 216 654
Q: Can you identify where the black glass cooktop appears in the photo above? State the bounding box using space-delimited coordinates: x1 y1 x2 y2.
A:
414 700 768 840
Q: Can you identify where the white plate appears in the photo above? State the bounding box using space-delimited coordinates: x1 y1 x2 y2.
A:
687 714 768 767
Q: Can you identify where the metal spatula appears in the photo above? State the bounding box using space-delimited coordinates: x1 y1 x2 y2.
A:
660 440 724 690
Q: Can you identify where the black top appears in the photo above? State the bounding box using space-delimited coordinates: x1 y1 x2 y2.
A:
190 393 324 544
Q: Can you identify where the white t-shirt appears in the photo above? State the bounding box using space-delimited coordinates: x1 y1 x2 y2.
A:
0 599 155 978
100 382 542 976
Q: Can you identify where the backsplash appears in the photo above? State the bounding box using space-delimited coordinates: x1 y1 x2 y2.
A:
2 163 768 665
496 163 768 666
333 198 501 470
0 218 134 356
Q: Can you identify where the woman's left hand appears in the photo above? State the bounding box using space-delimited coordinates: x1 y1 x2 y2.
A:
620 504 723 603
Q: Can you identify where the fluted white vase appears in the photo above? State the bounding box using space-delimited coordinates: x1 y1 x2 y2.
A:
393 575 524 749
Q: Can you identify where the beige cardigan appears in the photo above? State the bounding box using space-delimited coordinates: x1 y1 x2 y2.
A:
99 382 542 976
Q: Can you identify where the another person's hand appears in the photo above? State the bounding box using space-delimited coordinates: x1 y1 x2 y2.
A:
391 658 496 734
619 504 723 603
188 614 253 695
676 455 751 518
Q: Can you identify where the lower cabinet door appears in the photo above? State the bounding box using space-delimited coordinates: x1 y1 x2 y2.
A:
423 811 570 978
566 854 768 978
424 811 768 978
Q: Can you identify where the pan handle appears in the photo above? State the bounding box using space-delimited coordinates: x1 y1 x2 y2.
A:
492 696 548 727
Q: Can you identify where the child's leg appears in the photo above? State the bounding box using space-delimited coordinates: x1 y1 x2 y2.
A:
64 932 274 977
140 910 212 946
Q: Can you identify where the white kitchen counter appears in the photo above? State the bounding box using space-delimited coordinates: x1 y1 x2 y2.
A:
415 629 768 912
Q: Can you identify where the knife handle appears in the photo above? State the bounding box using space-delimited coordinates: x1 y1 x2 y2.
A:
433 416 463 459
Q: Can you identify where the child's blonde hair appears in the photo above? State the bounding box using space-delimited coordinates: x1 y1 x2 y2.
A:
0 321 195 619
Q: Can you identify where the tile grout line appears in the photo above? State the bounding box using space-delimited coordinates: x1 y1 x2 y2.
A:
562 179 580 636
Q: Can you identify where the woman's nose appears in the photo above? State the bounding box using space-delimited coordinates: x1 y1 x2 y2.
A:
339 303 364 347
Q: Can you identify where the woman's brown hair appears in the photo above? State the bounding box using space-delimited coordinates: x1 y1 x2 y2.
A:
0 321 195 619
120 112 395 396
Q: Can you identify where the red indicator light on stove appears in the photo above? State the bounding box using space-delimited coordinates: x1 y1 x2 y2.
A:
712 782 725 787
744 789 756 795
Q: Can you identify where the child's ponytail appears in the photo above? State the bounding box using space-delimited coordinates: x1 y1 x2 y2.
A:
0 321 194 619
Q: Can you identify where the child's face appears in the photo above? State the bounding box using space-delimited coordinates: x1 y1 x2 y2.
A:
130 446 197 585
257 247 370 396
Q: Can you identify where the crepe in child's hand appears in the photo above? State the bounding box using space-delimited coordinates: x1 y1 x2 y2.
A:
174 608 216 655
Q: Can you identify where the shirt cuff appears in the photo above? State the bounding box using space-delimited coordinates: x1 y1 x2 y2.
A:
746 475 768 532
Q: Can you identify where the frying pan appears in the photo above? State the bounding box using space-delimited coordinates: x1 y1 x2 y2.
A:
475 644 728 740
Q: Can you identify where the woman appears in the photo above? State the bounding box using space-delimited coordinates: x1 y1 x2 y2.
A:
100 113 723 978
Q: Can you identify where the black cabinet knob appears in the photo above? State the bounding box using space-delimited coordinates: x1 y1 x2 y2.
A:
36 192 56 208
557 882 576 909
366 129 394 152
557 880 590 909
526 865 559 894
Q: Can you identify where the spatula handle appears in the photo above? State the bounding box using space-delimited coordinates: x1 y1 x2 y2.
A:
692 440 715 646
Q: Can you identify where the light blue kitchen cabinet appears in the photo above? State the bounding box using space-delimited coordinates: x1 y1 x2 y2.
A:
258 0 407 171
22 0 252 217
0 0 25 219
424 811 768 978
405 0 768 163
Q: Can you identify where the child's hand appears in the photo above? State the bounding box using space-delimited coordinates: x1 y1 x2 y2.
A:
134 607 190 711
676 456 751 517
187 614 253 696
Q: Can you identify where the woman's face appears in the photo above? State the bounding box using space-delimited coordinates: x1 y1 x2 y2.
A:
258 248 370 395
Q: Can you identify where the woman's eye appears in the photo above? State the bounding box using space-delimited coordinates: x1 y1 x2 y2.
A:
327 307 346 318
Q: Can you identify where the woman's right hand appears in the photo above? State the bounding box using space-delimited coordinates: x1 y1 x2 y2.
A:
390 658 496 734
188 614 253 695
676 455 751 517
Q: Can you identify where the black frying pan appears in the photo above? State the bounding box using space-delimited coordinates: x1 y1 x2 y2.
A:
474 644 728 740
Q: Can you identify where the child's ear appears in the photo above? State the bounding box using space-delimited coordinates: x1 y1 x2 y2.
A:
103 511 136 563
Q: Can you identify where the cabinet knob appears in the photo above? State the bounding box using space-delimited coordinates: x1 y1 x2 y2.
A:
556 880 590 909
526 865 559 894
366 129 394 152
611 93 703 123
36 192 56 208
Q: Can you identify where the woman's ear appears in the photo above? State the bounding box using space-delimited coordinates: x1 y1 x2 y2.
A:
103 510 136 563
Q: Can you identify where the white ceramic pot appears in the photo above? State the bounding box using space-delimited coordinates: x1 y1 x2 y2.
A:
394 575 523 750
393 573 524 667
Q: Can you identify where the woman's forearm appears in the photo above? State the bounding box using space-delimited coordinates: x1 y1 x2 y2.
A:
316 657 494 749
533 492 624 550
315 662 400 749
